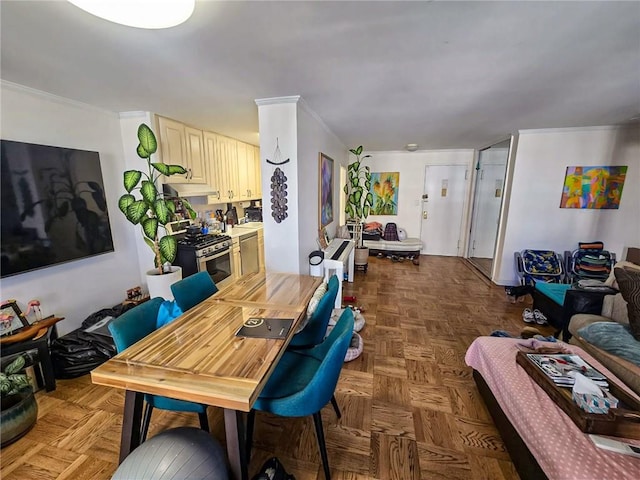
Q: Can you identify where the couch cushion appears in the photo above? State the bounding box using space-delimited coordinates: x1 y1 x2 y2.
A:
614 267 640 340
577 322 640 367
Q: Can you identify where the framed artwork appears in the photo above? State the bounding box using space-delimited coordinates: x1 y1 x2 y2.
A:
370 172 400 215
560 166 628 209
319 153 334 228
0 300 28 337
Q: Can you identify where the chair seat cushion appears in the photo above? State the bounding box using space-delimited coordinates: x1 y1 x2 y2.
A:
577 322 640 367
534 282 571 306
146 394 207 413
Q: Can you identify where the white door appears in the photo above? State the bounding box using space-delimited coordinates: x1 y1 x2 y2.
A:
420 165 467 256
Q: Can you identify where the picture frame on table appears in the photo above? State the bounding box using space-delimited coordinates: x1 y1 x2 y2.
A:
319 152 334 228
0 300 28 337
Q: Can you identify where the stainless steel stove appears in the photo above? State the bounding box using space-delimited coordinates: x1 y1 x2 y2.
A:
174 231 234 287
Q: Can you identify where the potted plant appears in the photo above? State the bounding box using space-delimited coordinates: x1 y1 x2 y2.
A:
118 124 196 298
1 355 37 447
344 145 373 267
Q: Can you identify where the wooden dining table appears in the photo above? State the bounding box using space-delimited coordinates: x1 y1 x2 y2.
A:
91 272 322 480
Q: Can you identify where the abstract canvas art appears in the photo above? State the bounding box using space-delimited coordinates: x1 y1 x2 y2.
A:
319 153 334 227
560 166 628 209
370 172 400 215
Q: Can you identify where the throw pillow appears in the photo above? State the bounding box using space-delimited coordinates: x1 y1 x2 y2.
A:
306 282 328 318
614 267 640 340
577 322 640 367
156 300 184 329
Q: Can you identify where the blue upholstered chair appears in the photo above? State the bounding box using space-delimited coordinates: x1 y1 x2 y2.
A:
108 298 209 441
288 275 339 349
246 308 355 480
170 272 218 312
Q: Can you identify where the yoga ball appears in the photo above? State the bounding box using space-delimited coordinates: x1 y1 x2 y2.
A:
112 427 228 480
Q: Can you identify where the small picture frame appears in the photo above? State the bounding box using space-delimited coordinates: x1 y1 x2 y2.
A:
0 300 29 337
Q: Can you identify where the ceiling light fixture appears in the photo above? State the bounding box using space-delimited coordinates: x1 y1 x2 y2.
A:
406 143 419 152
68 0 195 29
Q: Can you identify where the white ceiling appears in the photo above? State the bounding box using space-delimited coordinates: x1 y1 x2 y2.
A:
1 1 639 151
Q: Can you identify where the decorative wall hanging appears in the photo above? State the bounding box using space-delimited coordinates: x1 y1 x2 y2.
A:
265 138 290 223
560 166 627 209
370 172 400 215
318 153 334 228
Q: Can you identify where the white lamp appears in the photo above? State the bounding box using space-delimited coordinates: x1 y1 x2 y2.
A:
68 0 195 29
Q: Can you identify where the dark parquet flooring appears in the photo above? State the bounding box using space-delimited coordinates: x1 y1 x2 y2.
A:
1 256 549 479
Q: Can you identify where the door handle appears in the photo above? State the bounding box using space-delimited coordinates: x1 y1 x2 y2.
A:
422 211 428 219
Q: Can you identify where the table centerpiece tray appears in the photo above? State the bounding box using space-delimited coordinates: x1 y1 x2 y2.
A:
516 351 640 439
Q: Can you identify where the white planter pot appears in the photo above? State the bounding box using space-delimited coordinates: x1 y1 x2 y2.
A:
354 247 369 266
146 266 182 300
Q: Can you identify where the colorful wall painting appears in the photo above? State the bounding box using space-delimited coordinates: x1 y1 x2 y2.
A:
559 166 628 209
319 153 334 227
370 172 400 215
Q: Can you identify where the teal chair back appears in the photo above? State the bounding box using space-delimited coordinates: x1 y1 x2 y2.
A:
109 298 164 352
170 272 218 312
288 275 339 348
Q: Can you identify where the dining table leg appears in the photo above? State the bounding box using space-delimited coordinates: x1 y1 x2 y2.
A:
224 408 248 480
119 390 144 464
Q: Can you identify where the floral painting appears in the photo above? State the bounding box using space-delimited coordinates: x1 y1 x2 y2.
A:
370 172 399 215
319 153 334 227
560 166 627 209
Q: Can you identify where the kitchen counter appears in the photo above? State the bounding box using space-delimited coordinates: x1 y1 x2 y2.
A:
226 222 263 240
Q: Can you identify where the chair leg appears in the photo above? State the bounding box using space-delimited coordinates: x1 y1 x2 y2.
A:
330 395 341 419
198 409 210 432
313 412 331 480
140 403 153 442
245 409 256 462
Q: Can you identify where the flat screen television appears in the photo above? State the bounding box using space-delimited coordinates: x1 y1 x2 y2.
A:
1 140 114 278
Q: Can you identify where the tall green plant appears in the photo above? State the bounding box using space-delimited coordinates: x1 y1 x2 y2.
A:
344 145 372 247
118 124 196 274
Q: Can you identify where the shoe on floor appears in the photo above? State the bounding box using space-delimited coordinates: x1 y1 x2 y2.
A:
533 309 548 325
522 308 535 323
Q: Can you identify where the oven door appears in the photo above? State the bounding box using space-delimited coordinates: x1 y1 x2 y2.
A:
198 248 233 288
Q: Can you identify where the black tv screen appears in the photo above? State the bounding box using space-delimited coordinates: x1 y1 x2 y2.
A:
1 140 114 278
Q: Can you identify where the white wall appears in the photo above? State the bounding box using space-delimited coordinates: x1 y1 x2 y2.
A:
495 126 640 285
256 98 300 273
0 82 142 335
297 101 347 273
362 150 475 239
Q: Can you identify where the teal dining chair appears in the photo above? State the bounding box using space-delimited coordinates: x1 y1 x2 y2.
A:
288 274 339 349
108 297 209 441
246 308 355 480
171 272 218 312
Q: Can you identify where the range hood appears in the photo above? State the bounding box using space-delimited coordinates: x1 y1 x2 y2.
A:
163 183 221 202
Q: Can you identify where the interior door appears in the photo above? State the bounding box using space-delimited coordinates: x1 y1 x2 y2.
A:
420 165 467 256
470 163 505 258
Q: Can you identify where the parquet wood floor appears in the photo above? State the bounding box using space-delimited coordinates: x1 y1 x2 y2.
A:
1 256 551 479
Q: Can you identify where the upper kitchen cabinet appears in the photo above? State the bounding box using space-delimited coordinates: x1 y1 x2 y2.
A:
237 142 257 200
156 116 206 184
204 132 239 202
253 145 262 198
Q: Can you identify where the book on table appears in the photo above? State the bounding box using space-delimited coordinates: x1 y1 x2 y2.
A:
526 353 608 388
235 318 294 339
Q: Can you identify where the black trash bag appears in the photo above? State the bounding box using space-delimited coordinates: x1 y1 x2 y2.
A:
251 457 295 480
51 302 136 379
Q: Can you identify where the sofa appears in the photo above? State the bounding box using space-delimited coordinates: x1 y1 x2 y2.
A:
567 258 640 396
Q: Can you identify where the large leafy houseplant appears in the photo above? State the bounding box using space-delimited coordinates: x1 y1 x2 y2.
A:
344 145 373 248
118 124 196 274
1 354 38 448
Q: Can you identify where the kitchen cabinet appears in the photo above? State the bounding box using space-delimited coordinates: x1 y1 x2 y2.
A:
231 237 242 280
204 132 239 202
156 116 206 184
237 143 260 200
253 146 262 198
